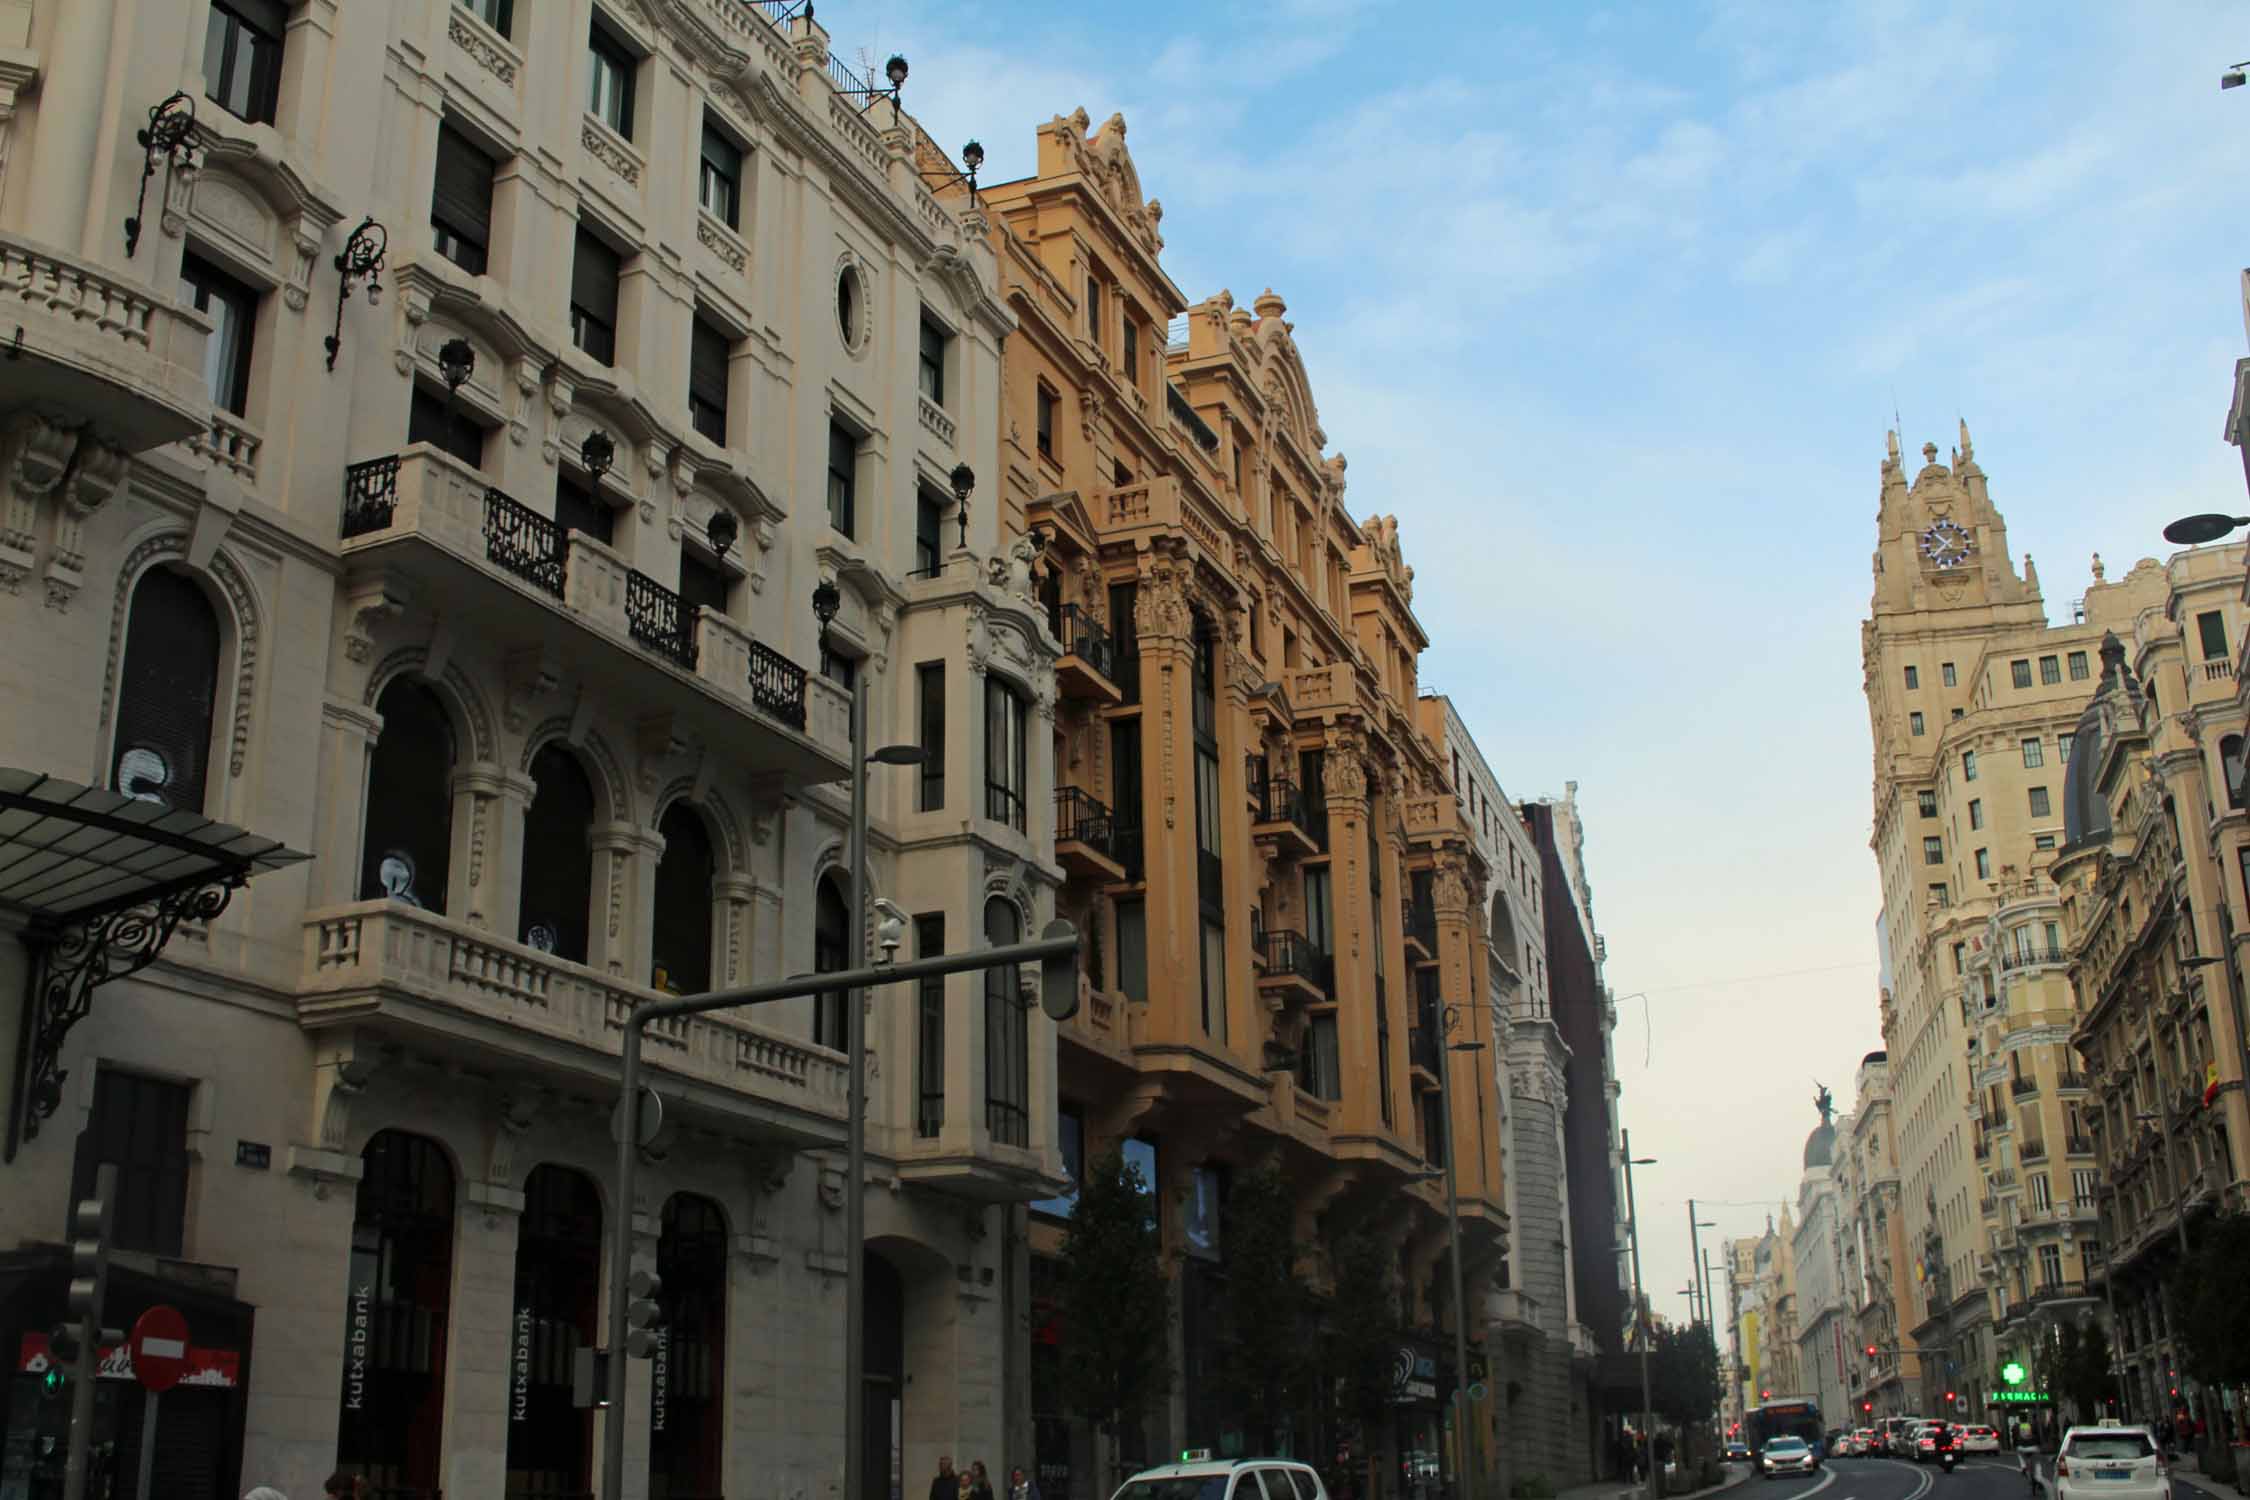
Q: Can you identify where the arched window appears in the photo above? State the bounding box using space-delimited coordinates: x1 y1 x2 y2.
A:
984 897 1027 1147
520 743 596 963
361 678 456 910
655 1193 728 1500
339 1131 455 1496
862 1248 905 1500
2222 736 2246 811
509 1164 602 1500
110 566 222 812
652 802 715 994
813 872 849 1050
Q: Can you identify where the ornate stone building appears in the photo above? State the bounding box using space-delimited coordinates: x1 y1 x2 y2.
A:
0 4 1064 1499
1837 1049 1921 1422
1793 1096 1853 1428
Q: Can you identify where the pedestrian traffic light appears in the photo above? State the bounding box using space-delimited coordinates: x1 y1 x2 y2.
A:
40 1365 63 1398
623 1268 663 1358
47 1323 79 1365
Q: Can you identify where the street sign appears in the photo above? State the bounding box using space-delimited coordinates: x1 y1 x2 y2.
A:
128 1306 188 1394
1468 1381 1489 1402
610 1085 663 1148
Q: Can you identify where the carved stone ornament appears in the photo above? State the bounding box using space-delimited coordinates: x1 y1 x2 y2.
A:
1134 561 1190 640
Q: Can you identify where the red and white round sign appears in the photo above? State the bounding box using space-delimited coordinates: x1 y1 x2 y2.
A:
130 1305 190 1393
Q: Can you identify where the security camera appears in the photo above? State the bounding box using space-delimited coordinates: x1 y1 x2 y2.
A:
2226 68 2248 89
872 897 908 958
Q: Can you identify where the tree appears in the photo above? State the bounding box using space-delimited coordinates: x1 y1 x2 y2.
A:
1650 1322 1722 1431
1213 1162 1313 1452
2172 1213 2250 1388
1057 1147 1171 1489
2061 1322 2115 1420
1320 1227 1400 1448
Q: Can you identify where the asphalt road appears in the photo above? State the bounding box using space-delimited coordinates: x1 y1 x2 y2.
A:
1737 1455 2041 1500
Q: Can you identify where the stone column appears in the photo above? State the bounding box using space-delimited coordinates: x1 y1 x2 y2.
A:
605 1207 660 1500
261 1155 364 1500
454 763 533 934
314 697 384 908
441 1179 525 1500
1133 556 1196 1024
716 872 758 986
591 821 664 980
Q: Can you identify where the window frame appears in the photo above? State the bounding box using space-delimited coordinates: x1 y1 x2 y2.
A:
203 0 285 126
2067 650 2089 681
2029 785 2052 820
456 0 514 35
1910 711 1925 737
2039 654 2061 685
587 17 638 141
984 675 1029 830
2200 610 2231 662
916 662 945 811
72 1068 193 1258
2021 737 2044 768
918 313 949 406
180 250 258 417
1035 384 1057 461
697 117 743 230
569 225 622 365
826 419 859 535
431 122 498 277
688 313 731 445
2011 659 2033 689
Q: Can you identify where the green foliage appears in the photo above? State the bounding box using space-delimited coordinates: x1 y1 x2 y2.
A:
1321 1226 1400 1441
1057 1148 1172 1431
1213 1162 1313 1450
1649 1322 1722 1428
2171 1213 2250 1388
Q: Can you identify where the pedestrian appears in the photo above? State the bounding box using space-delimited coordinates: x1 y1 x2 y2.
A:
931 1456 958 1500
970 1459 997 1500
1011 1466 1042 1500
322 1475 366 1500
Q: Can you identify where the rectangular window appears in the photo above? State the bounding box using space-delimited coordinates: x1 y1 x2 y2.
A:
1199 918 1227 1041
1910 712 1925 736
1036 385 1057 460
2029 786 2052 819
2022 737 2044 767
1109 581 1140 705
1086 275 1102 346
1952 942 1966 975
826 420 857 535
985 677 1028 830
1122 319 1139 386
203 0 284 125
822 649 856 697
1968 799 1984 830
431 124 497 276
1942 662 1958 687
1963 750 1978 782
914 913 945 1137
180 252 257 416
1905 665 1919 689
555 472 613 546
408 385 486 469
1304 865 1334 969
918 314 948 405
1931 882 1949 907
1300 1014 1341 1102
70 1069 191 1258
698 119 742 229
2037 1243 2061 1288
2072 1169 2098 1208
1115 897 1147 1001
1924 836 1945 865
2034 833 2056 851
916 662 945 811
457 0 513 36
570 226 620 364
2029 1174 2052 1213
2040 655 2061 685
914 489 944 577
2011 659 2032 689
2059 732 2075 762
1111 718 1144 879
678 545 728 617
2200 610 2231 661
1918 789 1938 817
2043 920 2061 952
588 19 636 139
1975 847 1991 880
2068 650 2089 680
688 315 730 444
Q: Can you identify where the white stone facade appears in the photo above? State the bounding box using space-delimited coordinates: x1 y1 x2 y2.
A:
0 3 1060 1500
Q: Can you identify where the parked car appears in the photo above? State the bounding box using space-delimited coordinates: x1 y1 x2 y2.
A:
1761 1438 1819 1479
2054 1425 2169 1500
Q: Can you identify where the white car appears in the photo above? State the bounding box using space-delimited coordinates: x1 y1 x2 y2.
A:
1112 1457 1329 1500
1959 1426 2002 1455
2054 1424 2170 1500
1761 1438 1818 1478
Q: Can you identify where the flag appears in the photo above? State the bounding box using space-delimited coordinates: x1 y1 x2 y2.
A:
2203 1063 2220 1109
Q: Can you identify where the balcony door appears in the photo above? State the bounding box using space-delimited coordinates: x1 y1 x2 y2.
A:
520 742 597 963
361 676 456 911
507 1165 602 1500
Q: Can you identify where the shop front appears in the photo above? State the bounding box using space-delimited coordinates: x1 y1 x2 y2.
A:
0 1248 253 1500
1388 1340 1449 1500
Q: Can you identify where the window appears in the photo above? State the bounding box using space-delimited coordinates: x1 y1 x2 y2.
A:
2029 786 2052 819
677 544 729 617
1974 847 1991 880
914 914 945 1137
111 567 221 813
520 743 597 964
340 1132 455 1494
1115 896 1147 1001
813 873 848 1050
1918 790 1938 818
2035 1242 2061 1289
2034 833 2056 851
2021 737 2044 768
826 420 857 535
2068 650 2089 680
180 252 257 416
431 124 497 276
1199 918 1227 1041
408 384 486 468
2011 659 2032 689
2029 1174 2052 1213
2224 735 2247 811
918 314 948 404
1924 837 1945 865
698 119 742 229
2038 655 2060 685
689 315 730 444
570 226 620 364
2043 919 2060 952
506 1166 602 1499
555 472 613 546
1111 718 1144 877
985 898 1029 1146
650 802 714 994
1905 665 1919 689
203 0 284 125
71 1069 191 1257
1910 711 1926 736
1086 274 1102 347
1299 1013 1341 1101
914 489 944 577
2200 610 2230 661
1122 318 1139 386
588 19 636 139
1931 882 1949 907
1963 750 1978 782
1968 799 1983 831
1942 661 1958 687
821 648 856 697
361 678 455 911
1952 942 1965 975
457 0 513 35
1035 385 1057 460
2072 1169 2098 1208
1952 707 1964 720
2059 732 2076 763
916 663 945 811
985 676 1028 829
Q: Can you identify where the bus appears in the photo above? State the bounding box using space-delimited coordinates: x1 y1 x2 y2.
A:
1744 1398 1827 1458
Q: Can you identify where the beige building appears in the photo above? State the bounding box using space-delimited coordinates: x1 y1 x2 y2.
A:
1862 426 2171 1418
1836 1049 1921 1421
0 4 1070 1500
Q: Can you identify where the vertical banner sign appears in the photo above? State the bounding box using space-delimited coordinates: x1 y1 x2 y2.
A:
340 1277 371 1427
512 1309 533 1422
651 1326 669 1434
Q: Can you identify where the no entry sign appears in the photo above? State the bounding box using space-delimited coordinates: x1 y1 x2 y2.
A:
130 1305 190 1393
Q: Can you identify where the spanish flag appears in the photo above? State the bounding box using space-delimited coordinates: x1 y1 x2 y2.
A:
2204 1062 2221 1109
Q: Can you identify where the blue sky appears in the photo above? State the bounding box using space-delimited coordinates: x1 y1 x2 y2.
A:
849 0 2247 1326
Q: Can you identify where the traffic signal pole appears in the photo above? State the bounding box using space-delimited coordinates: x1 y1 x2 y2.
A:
64 1163 115 1500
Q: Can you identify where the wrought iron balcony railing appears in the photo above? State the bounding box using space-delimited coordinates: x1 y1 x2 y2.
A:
2000 942 2066 971
1054 786 1116 856
483 486 565 597
1258 928 1329 992
1405 897 1438 954
2010 1076 2038 1097
342 455 401 537
1056 603 1114 680
626 569 698 670
747 640 807 730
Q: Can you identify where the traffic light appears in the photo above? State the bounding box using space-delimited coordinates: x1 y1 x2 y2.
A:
1866 1345 1879 1359
66 1175 114 1343
1039 919 1080 1021
623 1268 663 1358
1945 1391 1956 1403
47 1323 79 1365
1863 1402 1873 1414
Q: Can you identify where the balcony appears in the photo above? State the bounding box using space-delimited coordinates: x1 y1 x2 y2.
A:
1052 603 1120 705
1409 1021 1441 1084
1404 898 1438 963
2011 1076 2038 1098
1249 768 1320 861
1256 928 1330 1008
2057 1071 2090 1093
299 900 846 1146
338 448 843 787
2000 942 2067 971
1053 787 1125 884
2021 1139 2049 1163
2066 1134 2095 1156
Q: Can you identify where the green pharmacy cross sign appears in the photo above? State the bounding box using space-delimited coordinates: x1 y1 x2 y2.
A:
2002 1362 2028 1386
1989 1389 2051 1405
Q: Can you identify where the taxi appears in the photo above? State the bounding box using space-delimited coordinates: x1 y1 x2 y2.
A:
2053 1423 2169 1500
1111 1454 1329 1500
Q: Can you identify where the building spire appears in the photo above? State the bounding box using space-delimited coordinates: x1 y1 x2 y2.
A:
1958 417 1973 464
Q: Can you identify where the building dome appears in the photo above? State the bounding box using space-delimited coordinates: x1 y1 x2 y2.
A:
1802 1120 1836 1168
2062 632 2136 849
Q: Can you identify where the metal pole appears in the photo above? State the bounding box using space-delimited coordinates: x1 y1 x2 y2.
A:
601 1019 643 1500
1624 1130 1655 1500
62 1162 114 1500
1687 1203 1708 1329
846 665 870 1500
1438 1020 1476 1500
134 1391 159 1500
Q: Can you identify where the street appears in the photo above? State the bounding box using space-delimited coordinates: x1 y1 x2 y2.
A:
1739 1456 2036 1500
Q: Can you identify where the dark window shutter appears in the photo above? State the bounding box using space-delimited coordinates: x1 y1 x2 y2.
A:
555 474 614 546
572 228 620 325
71 1070 191 1258
678 548 729 615
690 318 728 411
111 567 221 813
432 125 496 248
408 385 485 469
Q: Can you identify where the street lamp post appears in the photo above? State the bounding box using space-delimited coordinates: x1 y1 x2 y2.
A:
1622 1131 1658 1500
1432 1004 1485 1500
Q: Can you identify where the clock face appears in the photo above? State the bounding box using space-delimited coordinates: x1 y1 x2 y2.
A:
1920 518 1974 570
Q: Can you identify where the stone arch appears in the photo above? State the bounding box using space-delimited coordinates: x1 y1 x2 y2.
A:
96 527 263 790
981 861 1034 936
654 777 743 871
363 646 499 764
182 134 346 313
1489 893 1521 966
521 716 634 826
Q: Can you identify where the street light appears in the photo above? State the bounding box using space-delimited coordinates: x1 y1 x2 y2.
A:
814 579 929 1500
1420 1004 1486 1500
1623 1132 1658 1500
2161 513 2250 545
2223 62 2249 89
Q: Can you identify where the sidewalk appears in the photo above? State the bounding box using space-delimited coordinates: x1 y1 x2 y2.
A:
1556 1461 1752 1500
2172 1450 2250 1500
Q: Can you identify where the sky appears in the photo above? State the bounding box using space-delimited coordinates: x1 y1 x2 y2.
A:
836 0 2248 1335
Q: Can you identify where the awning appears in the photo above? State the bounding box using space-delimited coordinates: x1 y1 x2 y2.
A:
1 768 306 1161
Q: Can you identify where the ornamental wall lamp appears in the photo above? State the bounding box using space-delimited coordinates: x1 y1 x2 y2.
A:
918 140 986 204
438 337 476 394
949 461 975 548
580 430 615 484
324 217 389 371
836 53 909 123
125 92 198 258
707 510 740 559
